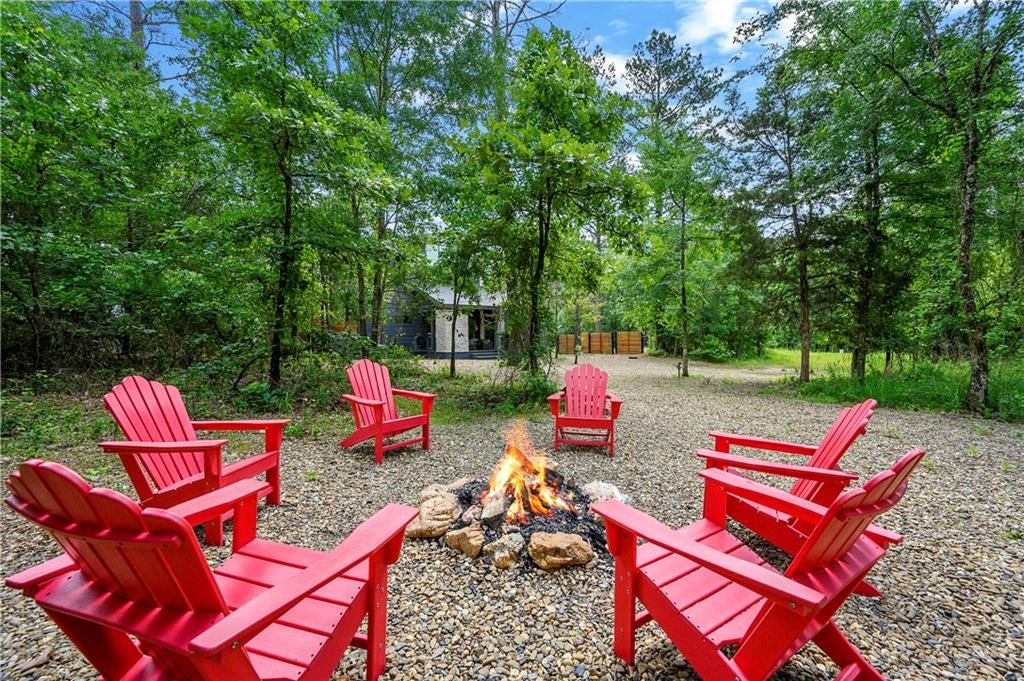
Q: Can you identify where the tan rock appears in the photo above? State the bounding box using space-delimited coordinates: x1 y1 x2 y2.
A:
483 532 525 556
527 532 594 570
446 477 472 490
418 484 450 502
480 496 508 526
492 549 514 569
461 505 482 523
405 493 460 538
445 523 485 558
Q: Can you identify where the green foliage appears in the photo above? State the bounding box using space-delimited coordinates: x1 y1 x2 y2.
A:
788 358 1024 422
692 335 732 363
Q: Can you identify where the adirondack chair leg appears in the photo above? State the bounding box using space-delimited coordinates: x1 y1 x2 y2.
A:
422 422 430 451
812 621 885 681
553 424 560 452
611 536 638 664
265 425 284 505
374 430 384 465
608 423 615 458
205 516 225 547
267 465 282 506
44 609 142 680
366 556 389 681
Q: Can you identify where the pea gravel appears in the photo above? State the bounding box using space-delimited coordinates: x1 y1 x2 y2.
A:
2 355 1022 680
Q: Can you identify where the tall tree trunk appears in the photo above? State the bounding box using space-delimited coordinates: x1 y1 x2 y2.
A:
957 120 988 412
851 122 882 381
527 186 551 373
490 0 507 120
573 297 581 365
356 263 368 339
449 286 461 378
794 205 810 383
679 198 689 377
270 166 293 389
370 212 387 344
129 1 145 53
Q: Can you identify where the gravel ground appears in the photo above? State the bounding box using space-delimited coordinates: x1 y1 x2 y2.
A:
2 355 1022 680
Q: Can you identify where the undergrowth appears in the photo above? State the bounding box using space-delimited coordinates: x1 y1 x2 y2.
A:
1 347 556 460
766 358 1024 422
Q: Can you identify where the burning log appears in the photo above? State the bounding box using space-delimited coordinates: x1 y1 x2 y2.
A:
483 421 575 524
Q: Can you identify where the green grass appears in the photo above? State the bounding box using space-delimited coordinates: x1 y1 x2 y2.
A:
723 348 885 373
0 359 556 465
776 357 1024 422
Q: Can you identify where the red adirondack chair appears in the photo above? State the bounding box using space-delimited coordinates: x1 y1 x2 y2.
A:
593 448 925 680
5 459 418 681
699 399 877 560
340 359 436 464
548 363 623 457
102 375 290 546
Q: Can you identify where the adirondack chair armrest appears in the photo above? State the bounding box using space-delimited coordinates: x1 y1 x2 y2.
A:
191 419 291 432
707 431 819 456
342 394 386 409
607 393 623 419
547 391 565 416
699 468 829 524
392 389 436 415
592 500 825 611
697 449 859 484
167 479 269 531
5 553 77 592
865 525 902 546
191 420 291 454
189 503 419 657
391 388 436 401
98 439 229 453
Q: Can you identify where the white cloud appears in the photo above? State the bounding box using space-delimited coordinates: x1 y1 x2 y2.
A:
600 51 631 94
674 0 760 53
593 33 607 45
608 18 629 32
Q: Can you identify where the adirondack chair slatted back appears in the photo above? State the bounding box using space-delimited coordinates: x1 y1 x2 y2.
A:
347 359 399 424
734 449 924 676
5 461 249 680
564 364 609 418
789 448 923 573
104 376 204 493
790 399 877 501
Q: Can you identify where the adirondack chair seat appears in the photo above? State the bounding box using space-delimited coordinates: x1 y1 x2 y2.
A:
594 449 924 681
340 360 436 464
5 460 419 681
549 364 623 457
104 376 290 546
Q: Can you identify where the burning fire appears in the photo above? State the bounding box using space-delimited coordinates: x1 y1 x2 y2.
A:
484 421 575 523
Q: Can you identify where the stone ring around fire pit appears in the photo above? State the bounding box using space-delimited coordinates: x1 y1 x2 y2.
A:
404 421 628 571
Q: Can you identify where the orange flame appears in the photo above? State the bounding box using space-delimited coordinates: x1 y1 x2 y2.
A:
484 421 575 523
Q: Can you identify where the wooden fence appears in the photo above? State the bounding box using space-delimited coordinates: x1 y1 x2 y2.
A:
556 331 643 355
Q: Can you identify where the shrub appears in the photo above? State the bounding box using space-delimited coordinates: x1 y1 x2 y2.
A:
693 335 732 363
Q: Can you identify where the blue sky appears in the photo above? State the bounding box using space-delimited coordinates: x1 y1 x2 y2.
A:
84 0 786 99
550 0 786 92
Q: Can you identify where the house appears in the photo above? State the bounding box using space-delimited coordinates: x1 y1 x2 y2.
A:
384 286 505 359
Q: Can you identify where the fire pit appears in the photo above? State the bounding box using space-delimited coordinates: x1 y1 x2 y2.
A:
405 421 626 570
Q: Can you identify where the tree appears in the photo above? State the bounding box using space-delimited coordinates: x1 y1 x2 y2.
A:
871 0 1023 411
329 1 490 343
626 30 721 374
463 28 645 373
179 1 386 387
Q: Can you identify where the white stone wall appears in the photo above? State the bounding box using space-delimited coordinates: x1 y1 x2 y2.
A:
435 310 469 354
